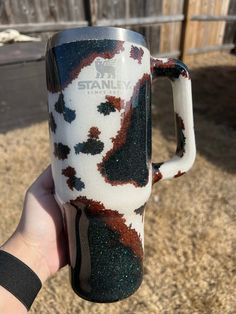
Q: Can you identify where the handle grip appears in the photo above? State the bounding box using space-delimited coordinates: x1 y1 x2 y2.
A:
151 58 196 183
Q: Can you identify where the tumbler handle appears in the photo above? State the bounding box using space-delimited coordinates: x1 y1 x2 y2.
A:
151 58 196 183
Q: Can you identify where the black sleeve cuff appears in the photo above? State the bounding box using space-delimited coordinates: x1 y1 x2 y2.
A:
0 250 42 310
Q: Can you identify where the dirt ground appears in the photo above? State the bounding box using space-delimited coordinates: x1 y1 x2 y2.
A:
0 52 236 313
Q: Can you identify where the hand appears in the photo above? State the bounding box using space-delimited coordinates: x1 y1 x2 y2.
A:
1 165 68 283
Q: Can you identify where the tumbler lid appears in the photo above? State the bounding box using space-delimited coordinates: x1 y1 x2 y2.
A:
47 26 147 50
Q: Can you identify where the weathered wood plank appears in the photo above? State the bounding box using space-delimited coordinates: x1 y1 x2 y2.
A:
8 0 20 23
144 25 161 55
160 0 170 53
0 60 47 133
66 0 76 21
188 43 234 54
224 0 236 44
129 0 144 18
97 0 126 20
0 21 88 33
192 15 236 21
142 0 163 17
48 0 60 21
0 42 46 66
1 0 14 24
90 0 98 25
0 0 86 24
188 0 201 51
170 0 184 53
96 15 184 27
76 0 86 20
180 0 191 61
32 0 45 22
218 0 231 45
56 0 69 21
208 0 215 47
160 0 183 54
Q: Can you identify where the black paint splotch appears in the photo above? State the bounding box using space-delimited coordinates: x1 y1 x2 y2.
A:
134 204 146 221
62 166 85 191
54 142 70 160
46 40 124 92
54 93 64 113
97 96 123 116
174 170 185 178
97 102 116 116
55 93 76 123
63 107 76 123
74 139 104 155
151 58 190 80
98 74 151 187
175 113 186 157
49 112 57 133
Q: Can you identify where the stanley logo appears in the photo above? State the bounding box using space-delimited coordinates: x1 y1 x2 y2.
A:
95 59 116 79
78 58 132 93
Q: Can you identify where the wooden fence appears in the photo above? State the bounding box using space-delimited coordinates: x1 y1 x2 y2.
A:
0 0 236 62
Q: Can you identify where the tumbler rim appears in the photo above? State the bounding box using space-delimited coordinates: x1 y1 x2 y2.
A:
47 26 147 50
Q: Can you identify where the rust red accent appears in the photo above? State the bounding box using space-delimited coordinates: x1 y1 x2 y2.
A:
151 58 189 80
153 171 163 184
174 170 185 178
151 57 175 74
88 127 101 139
62 166 76 177
62 166 76 190
98 73 150 187
130 45 144 64
105 95 124 111
71 196 143 259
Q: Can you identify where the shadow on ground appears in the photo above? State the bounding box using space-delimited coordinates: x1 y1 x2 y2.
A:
152 65 236 174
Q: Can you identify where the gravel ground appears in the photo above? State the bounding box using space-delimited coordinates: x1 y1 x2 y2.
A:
0 52 236 313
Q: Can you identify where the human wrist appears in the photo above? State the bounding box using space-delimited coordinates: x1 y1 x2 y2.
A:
0 232 50 283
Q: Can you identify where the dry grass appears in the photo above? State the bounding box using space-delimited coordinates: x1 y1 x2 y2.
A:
0 52 236 313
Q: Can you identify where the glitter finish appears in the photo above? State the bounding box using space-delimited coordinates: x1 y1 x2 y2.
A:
46 27 196 303
66 198 143 302
46 40 124 92
98 74 151 187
